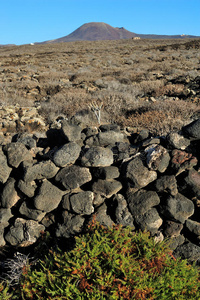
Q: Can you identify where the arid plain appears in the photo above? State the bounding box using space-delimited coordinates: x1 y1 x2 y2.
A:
0 38 200 135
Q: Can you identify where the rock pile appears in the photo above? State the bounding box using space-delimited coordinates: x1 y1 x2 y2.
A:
1 117 200 263
0 105 47 137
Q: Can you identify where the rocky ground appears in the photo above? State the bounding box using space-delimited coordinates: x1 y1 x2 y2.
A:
0 38 200 138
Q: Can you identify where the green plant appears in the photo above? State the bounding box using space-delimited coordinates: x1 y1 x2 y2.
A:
1 219 200 299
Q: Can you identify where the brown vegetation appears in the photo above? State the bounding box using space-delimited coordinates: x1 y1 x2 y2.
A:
0 38 200 135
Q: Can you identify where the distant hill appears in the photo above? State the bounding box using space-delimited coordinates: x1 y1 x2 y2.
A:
39 22 199 44
0 44 15 47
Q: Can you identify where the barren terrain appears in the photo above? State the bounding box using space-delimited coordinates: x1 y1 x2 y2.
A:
0 38 200 135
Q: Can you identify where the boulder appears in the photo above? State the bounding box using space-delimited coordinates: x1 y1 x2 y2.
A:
55 165 92 190
15 133 37 149
123 156 157 189
19 201 46 221
65 191 94 215
97 131 126 146
1 178 20 208
155 175 178 196
81 146 113 167
99 124 120 132
93 193 105 207
134 208 163 235
112 142 133 162
132 129 149 144
92 179 122 198
185 219 200 236
145 144 170 173
34 180 64 213
92 166 120 180
182 118 200 140
3 142 32 168
5 218 45 247
53 142 81 167
0 208 13 226
82 127 98 138
0 147 12 184
183 168 200 197
142 137 160 147
169 235 185 250
23 160 59 182
85 135 100 146
18 179 37 198
127 190 160 217
61 120 82 142
56 212 85 238
0 225 6 247
160 193 194 223
113 194 135 227
167 132 190 150
173 241 200 263
163 220 183 237
94 203 114 227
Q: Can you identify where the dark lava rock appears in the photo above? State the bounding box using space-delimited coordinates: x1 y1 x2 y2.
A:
97 131 126 146
53 142 81 167
94 203 114 227
160 193 194 224
183 168 200 197
92 179 122 198
182 118 200 140
15 133 37 149
123 156 157 189
34 180 64 213
3 142 32 168
163 220 183 237
61 120 82 142
167 132 190 150
5 218 45 247
81 146 113 167
23 160 59 182
113 194 135 228
155 175 178 196
0 208 13 226
56 212 85 238
127 190 160 217
134 208 163 235
66 191 94 215
55 165 92 190
173 241 200 263
185 219 200 236
1 178 19 208
0 147 12 184
18 179 37 198
19 201 46 221
92 166 120 180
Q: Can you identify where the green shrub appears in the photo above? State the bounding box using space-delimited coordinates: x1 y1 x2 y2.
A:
1 219 200 299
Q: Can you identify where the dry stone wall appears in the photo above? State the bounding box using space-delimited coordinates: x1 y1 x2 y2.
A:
1 117 200 263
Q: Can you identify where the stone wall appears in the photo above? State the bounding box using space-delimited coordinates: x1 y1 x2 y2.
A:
1 117 200 262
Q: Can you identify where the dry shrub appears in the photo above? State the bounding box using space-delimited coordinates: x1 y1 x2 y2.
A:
38 88 92 123
154 84 185 97
123 99 200 135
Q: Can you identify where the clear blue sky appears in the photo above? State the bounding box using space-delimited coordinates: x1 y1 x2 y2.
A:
1 0 200 45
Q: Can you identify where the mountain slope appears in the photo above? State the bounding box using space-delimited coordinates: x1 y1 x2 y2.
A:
40 22 200 44
42 22 136 43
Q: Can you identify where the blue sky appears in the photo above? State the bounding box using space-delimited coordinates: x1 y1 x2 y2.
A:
1 0 200 45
